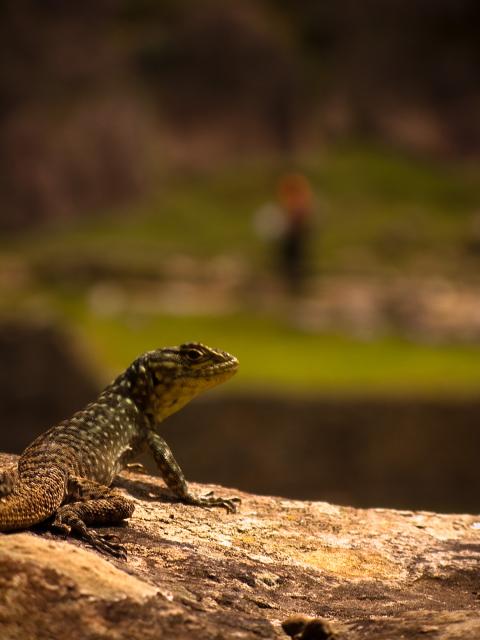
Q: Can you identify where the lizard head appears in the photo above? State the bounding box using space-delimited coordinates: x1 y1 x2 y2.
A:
126 342 238 421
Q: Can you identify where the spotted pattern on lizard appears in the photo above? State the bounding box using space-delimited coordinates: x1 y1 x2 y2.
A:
0 343 239 558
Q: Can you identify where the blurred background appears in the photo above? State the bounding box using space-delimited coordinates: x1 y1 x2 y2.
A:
1 0 480 513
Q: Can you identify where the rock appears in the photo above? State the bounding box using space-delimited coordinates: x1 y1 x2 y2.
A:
0 453 479 639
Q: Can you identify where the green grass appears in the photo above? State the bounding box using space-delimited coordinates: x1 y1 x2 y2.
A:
3 144 480 397
53 296 480 397
5 143 480 276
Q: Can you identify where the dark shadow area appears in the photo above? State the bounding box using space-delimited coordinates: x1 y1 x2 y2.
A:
155 394 480 513
113 475 176 504
0 321 97 452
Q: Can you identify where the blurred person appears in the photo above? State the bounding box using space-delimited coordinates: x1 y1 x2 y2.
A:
254 172 315 295
276 172 315 294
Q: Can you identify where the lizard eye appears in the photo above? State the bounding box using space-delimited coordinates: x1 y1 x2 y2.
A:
185 348 203 362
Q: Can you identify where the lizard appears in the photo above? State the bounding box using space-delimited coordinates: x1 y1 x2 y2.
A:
0 342 239 558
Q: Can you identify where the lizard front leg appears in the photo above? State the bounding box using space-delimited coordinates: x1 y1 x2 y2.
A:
146 430 240 513
52 476 134 558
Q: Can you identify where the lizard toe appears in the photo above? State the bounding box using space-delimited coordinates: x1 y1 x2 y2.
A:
195 493 241 513
91 532 128 559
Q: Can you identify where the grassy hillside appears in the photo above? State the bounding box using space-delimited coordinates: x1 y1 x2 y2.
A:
5 144 480 276
3 145 480 396
36 294 480 397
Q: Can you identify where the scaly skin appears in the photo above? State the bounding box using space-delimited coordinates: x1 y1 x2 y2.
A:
0 343 239 558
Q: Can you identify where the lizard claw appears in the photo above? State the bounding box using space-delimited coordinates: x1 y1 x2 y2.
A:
219 496 241 514
52 520 127 558
188 492 241 514
99 532 121 543
51 520 72 540
90 532 128 559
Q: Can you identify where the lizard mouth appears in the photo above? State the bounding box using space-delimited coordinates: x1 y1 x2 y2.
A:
204 355 239 378
186 353 239 381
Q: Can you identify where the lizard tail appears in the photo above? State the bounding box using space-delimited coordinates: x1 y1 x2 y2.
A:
0 476 65 530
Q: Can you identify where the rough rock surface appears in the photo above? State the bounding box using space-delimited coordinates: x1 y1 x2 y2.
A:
0 453 479 640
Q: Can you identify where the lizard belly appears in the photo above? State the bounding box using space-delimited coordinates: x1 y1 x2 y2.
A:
74 431 145 486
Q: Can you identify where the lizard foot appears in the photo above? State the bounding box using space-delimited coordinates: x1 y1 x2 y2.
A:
53 512 128 559
51 521 71 539
185 491 241 514
85 530 128 560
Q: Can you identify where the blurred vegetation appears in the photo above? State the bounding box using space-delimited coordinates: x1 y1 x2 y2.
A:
6 283 480 397
1 0 479 229
1 1 480 398
62 305 480 397
2 143 480 396
4 144 480 276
